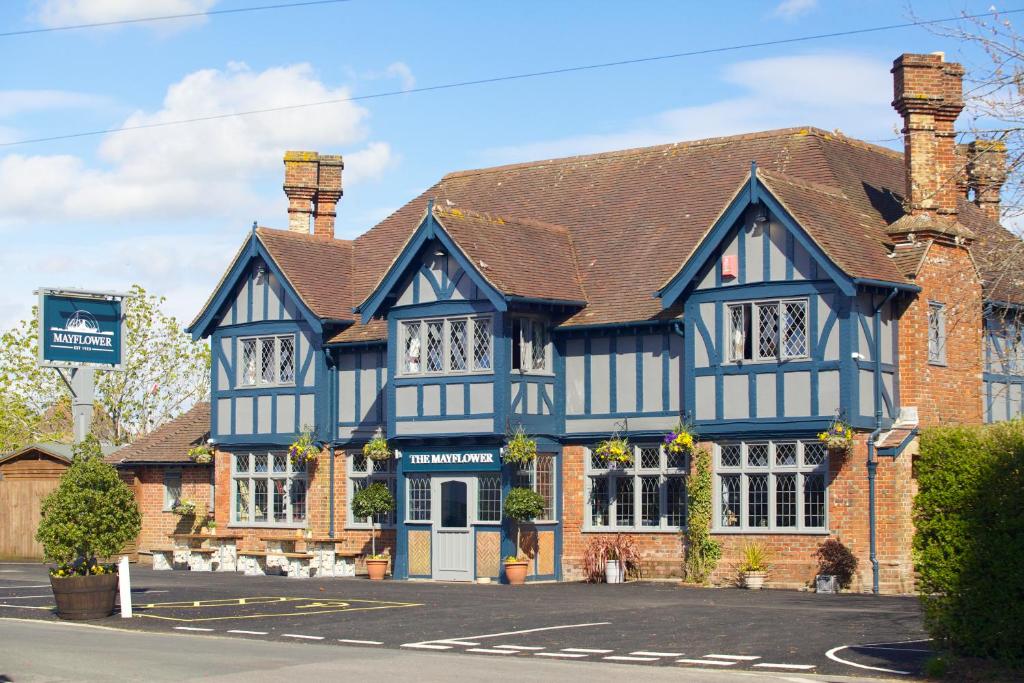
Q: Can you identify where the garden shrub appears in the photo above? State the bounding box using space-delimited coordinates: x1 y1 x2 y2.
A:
684 447 720 583
914 420 1024 663
816 538 858 589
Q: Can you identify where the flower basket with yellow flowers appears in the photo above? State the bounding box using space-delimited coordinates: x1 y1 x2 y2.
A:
663 422 696 457
188 444 213 464
818 418 854 456
503 424 538 467
362 427 393 462
289 429 320 468
595 433 632 469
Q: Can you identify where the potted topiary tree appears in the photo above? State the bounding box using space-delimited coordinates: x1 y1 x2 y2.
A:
738 541 770 589
502 487 545 585
351 482 396 580
35 435 141 620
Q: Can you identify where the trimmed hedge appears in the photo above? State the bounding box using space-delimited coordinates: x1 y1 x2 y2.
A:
914 420 1024 663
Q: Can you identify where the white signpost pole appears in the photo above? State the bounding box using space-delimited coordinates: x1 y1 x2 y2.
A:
118 555 132 618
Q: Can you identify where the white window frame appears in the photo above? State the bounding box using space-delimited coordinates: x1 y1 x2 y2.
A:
239 334 296 387
928 301 947 366
399 316 493 376
726 298 809 363
476 473 502 524
583 445 688 532
347 452 397 528
512 317 553 374
713 440 829 534
163 470 182 511
515 452 558 522
229 451 308 528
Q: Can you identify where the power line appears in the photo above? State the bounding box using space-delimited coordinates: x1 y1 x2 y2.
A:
3 8 1022 149
0 0 354 38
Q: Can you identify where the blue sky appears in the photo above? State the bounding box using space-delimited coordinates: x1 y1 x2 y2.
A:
0 0 1005 329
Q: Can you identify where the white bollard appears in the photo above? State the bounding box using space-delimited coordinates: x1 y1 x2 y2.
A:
118 555 132 619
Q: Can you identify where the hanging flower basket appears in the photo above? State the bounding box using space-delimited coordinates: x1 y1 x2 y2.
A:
818 419 854 456
172 499 196 517
289 430 320 468
362 428 393 462
187 444 213 465
595 434 632 468
503 425 538 466
663 422 696 457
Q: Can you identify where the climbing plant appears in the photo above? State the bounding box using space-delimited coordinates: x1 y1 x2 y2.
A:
684 447 720 584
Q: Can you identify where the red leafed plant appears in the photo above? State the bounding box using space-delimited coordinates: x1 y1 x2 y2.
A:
582 534 642 583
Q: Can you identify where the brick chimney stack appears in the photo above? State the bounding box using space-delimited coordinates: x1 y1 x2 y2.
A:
313 154 344 238
965 139 1007 221
892 52 965 219
283 151 319 233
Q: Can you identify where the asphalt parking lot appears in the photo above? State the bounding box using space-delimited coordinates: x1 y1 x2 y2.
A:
0 562 932 678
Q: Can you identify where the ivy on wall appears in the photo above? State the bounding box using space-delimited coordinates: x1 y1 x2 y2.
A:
684 447 720 584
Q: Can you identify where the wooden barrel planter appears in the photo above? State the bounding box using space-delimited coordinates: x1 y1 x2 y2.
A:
49 573 118 620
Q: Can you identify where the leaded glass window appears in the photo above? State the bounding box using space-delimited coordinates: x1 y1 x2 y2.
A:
727 299 808 362
241 339 258 385
716 440 828 532
279 336 295 383
239 335 296 386
231 451 307 526
349 454 396 527
757 302 780 360
511 317 551 373
928 302 946 364
449 319 468 371
408 476 431 522
477 475 501 523
399 317 493 375
585 444 688 530
517 453 556 520
426 321 444 372
473 318 492 370
783 300 807 358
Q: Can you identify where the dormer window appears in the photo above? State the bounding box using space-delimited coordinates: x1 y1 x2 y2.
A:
512 318 551 373
400 316 492 376
727 299 808 362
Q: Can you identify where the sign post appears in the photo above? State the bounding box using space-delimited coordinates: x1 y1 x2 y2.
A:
35 287 129 444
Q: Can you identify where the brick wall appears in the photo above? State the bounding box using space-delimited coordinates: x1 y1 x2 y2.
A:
122 465 214 553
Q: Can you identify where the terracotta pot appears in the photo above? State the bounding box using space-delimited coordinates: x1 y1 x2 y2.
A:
504 560 529 585
366 558 389 581
742 571 767 590
50 573 118 620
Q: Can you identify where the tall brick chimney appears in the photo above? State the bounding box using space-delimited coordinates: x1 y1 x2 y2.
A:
892 52 965 219
313 154 343 238
965 138 1007 221
283 151 319 233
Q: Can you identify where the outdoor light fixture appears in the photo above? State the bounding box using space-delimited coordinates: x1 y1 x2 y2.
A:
254 264 266 284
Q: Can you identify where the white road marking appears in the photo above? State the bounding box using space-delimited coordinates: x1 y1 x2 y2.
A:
562 648 613 654
283 634 324 641
438 622 611 642
435 640 480 646
174 627 214 632
705 654 761 661
677 658 735 666
753 663 816 670
631 651 683 657
338 639 383 645
534 652 588 659
825 644 911 675
0 584 51 588
605 655 658 662
0 595 49 599
466 648 517 655
401 643 452 650
494 645 545 650
227 630 268 635
0 604 51 610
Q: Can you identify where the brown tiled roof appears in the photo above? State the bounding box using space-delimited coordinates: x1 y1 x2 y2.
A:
957 200 1024 304
256 228 355 321
106 403 210 465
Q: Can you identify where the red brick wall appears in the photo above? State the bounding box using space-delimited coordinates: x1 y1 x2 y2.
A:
560 437 915 593
122 465 214 553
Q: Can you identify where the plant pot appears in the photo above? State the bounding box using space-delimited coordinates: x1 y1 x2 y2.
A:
50 573 118 620
741 571 767 590
815 574 839 594
366 558 389 581
504 561 529 585
605 559 624 584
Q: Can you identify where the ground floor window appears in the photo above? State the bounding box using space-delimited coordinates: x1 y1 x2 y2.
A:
231 451 307 526
348 452 396 527
163 471 182 511
715 440 828 532
585 445 687 531
516 453 557 521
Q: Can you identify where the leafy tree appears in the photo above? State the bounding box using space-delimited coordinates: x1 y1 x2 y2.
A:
35 435 142 570
351 482 395 557
684 447 721 584
503 487 545 560
0 284 210 446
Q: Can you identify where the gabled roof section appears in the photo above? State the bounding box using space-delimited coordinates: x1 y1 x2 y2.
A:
188 228 354 338
105 402 210 466
0 441 118 466
957 199 1024 305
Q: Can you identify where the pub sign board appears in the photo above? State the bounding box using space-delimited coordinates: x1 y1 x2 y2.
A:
403 447 502 472
37 289 126 370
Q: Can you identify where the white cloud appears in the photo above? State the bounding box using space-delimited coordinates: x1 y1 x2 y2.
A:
773 0 818 19
481 53 897 165
0 62 393 225
0 89 110 118
36 0 218 29
383 62 416 91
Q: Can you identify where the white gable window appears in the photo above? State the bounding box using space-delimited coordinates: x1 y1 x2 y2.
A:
928 302 946 365
727 299 808 362
400 316 492 376
240 335 296 386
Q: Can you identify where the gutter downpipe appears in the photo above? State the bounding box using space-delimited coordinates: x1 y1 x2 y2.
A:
329 445 336 539
868 287 898 595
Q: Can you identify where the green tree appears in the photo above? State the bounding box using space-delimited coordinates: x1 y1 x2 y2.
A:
0 284 210 447
35 435 142 569
503 487 545 560
351 482 396 557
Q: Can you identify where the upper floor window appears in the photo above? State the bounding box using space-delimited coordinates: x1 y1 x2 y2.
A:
400 316 492 375
715 440 827 533
585 445 687 531
728 299 808 362
512 318 551 373
231 451 307 526
928 302 947 365
989 315 1024 373
241 335 295 386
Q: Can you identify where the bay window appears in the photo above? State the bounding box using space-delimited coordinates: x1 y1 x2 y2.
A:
585 445 687 531
400 316 492 375
240 334 295 386
727 299 808 362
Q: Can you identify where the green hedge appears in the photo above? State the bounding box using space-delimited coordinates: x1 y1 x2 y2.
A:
914 420 1024 663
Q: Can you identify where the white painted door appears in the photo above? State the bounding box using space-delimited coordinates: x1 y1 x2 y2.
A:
431 477 474 581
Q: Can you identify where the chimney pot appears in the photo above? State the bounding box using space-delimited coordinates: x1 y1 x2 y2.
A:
313 154 344 239
965 138 1007 221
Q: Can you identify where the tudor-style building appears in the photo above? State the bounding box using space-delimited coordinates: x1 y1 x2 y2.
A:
182 52 1023 591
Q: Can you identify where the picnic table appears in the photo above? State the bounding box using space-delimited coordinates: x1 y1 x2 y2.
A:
170 533 243 572
257 535 358 578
